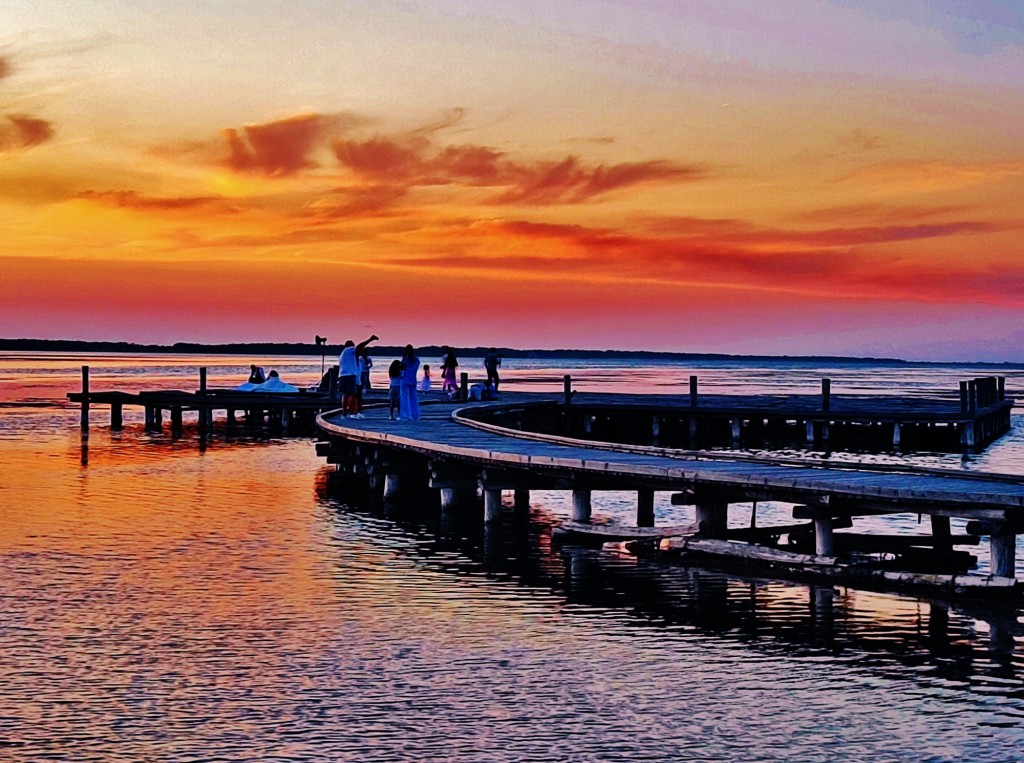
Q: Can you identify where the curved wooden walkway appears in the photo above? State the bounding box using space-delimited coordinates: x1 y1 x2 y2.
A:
316 394 1024 516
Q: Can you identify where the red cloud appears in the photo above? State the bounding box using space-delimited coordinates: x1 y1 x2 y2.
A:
0 57 10 81
495 157 704 204
0 114 54 150
333 136 430 182
334 133 706 203
223 113 324 176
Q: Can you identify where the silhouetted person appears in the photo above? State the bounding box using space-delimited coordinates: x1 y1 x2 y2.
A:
484 348 501 391
440 346 459 394
248 364 267 384
399 345 420 420
339 334 377 417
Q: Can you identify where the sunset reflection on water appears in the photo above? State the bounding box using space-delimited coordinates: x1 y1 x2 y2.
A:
2 353 1024 761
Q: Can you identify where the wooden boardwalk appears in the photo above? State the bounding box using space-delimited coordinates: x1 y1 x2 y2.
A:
316 392 1024 596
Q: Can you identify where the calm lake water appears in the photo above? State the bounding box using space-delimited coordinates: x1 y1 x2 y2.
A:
2 352 1024 762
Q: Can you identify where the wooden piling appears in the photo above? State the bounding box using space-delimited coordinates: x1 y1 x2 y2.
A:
110 402 122 430
484 488 503 522
821 378 831 413
514 488 530 512
990 528 1017 578
383 473 403 501
460 372 469 400
814 516 835 557
695 502 727 539
637 489 655 527
689 375 698 408
931 515 952 553
80 365 90 431
170 406 183 435
571 489 592 522
563 375 573 406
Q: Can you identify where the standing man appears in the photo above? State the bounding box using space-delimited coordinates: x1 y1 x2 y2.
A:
484 347 502 393
339 334 377 417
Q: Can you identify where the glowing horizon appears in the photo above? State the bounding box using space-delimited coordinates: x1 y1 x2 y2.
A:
2 1 1023 361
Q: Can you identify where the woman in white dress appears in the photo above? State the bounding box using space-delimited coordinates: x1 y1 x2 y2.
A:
398 345 420 420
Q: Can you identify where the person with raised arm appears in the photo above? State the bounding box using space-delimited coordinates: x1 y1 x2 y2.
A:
338 334 377 418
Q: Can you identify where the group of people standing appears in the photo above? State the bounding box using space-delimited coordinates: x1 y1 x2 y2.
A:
337 338 502 422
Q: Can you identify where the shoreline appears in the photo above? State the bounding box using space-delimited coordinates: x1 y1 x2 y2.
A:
2 338 1020 368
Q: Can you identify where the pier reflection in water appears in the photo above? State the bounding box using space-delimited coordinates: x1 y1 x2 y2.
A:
314 472 1024 759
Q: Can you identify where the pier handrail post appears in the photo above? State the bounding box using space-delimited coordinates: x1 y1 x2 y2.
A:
80 365 90 431
821 378 831 413
998 376 1005 401
199 367 208 395
689 375 698 408
968 379 977 412
959 381 969 413
460 372 469 401
563 375 573 406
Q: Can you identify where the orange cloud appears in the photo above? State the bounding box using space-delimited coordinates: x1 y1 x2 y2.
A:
0 114 53 151
841 160 1024 193
74 190 239 213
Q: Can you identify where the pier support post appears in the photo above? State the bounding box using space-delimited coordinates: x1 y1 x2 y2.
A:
652 416 661 446
990 527 1017 578
892 423 901 448
931 515 952 553
805 421 816 445
695 502 727 539
367 473 385 502
514 488 530 513
563 375 573 406
821 378 831 413
730 418 741 444
110 403 122 430
80 365 90 432
960 422 976 451
572 489 592 522
689 375 698 407
170 406 183 436
439 482 478 511
484 488 503 522
383 473 403 502
814 516 835 557
460 372 469 401
636 489 655 528
688 418 698 446
144 406 163 432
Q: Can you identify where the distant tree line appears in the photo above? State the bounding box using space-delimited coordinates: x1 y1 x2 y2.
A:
0 337 926 364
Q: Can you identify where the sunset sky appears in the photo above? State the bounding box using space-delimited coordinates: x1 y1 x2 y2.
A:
2 1 1023 360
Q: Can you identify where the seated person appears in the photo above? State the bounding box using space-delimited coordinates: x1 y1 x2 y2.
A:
248 364 267 384
259 369 298 393
235 369 299 393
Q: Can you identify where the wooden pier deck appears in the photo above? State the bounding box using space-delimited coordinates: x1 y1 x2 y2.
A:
315 391 1024 597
